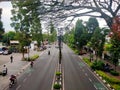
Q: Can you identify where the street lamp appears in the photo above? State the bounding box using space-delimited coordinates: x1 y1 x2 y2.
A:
57 27 63 64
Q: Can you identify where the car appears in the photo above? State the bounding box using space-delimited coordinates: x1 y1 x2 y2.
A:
0 48 4 55
3 50 12 55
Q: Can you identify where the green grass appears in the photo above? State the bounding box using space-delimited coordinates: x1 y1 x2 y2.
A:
83 57 92 66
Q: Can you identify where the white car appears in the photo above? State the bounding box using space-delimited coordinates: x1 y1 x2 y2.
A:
0 48 3 55
3 50 12 55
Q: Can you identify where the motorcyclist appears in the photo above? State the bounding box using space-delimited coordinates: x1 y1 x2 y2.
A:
30 61 34 67
10 75 16 84
48 50 50 55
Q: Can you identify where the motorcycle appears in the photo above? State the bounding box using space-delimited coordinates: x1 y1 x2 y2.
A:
9 75 17 88
48 50 50 55
30 61 34 68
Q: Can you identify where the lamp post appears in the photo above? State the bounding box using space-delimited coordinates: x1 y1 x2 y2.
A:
58 35 62 64
58 27 63 64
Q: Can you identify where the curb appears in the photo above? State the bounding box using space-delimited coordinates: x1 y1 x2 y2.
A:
16 62 30 77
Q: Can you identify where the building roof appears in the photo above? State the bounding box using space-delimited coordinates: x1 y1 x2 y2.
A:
10 40 19 44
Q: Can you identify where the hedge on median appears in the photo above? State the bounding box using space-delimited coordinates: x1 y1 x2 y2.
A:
53 83 61 89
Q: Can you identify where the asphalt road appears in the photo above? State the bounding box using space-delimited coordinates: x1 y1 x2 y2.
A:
62 44 109 90
5 44 109 90
6 45 58 90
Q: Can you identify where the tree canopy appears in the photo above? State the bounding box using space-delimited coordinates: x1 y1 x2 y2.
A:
0 20 4 41
35 0 120 29
74 19 87 50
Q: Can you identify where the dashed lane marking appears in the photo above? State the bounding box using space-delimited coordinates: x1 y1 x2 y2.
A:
89 78 92 82
94 85 98 90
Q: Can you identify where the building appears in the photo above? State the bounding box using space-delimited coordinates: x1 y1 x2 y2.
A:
10 40 19 52
30 41 38 50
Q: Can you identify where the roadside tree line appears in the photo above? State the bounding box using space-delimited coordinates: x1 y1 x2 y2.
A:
0 0 57 59
63 17 120 70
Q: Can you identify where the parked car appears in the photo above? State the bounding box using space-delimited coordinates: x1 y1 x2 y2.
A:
3 50 12 55
0 48 4 55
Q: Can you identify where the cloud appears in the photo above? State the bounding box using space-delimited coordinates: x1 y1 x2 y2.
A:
0 1 13 32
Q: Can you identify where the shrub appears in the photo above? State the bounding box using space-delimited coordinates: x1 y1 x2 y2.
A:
53 83 61 89
112 84 120 90
83 57 92 66
23 54 39 61
110 70 119 76
74 49 79 54
56 72 62 76
91 60 104 70
30 54 39 61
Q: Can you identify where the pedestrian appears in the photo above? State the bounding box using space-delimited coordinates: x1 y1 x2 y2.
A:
10 55 13 63
2 65 7 76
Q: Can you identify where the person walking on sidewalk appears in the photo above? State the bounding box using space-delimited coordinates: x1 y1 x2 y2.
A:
10 55 13 63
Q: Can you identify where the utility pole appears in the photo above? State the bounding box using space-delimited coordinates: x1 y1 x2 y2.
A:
58 27 63 64
58 35 62 64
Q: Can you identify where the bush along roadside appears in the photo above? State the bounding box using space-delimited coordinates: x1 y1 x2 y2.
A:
53 64 63 90
22 54 39 61
95 70 120 90
82 57 120 90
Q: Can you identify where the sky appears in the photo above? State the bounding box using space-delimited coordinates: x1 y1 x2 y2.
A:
0 1 107 32
0 1 13 32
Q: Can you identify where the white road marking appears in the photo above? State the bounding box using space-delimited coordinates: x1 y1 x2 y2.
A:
94 85 98 90
16 85 21 90
89 78 92 82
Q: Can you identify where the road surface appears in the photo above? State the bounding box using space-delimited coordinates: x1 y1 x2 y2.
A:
5 44 109 90
62 44 108 90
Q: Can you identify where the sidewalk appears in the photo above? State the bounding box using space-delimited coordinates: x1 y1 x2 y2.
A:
0 50 41 90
